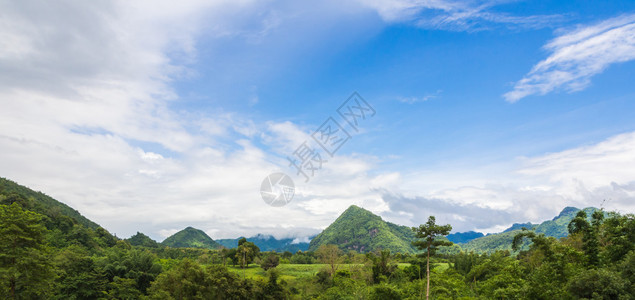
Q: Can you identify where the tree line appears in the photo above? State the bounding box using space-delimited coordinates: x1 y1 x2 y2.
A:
1 196 634 299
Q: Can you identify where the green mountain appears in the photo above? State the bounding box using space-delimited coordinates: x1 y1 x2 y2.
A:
161 227 222 249
0 177 99 229
447 231 484 243
461 207 599 253
216 234 310 252
126 232 160 248
309 205 417 253
503 222 535 232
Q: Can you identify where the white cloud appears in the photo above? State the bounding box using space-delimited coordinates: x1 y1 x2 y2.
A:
356 0 561 30
381 131 635 232
1 0 633 244
504 14 635 102
397 90 441 104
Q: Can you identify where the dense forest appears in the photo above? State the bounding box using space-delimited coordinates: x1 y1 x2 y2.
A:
1 178 634 299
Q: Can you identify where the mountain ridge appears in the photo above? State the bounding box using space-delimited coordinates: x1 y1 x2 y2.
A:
308 205 418 253
161 226 222 249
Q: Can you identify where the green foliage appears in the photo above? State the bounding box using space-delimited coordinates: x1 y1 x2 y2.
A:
412 216 453 300
107 276 142 299
316 244 343 276
369 284 401 300
0 177 99 229
0 203 54 299
461 206 600 253
309 205 418 253
236 238 260 268
126 232 159 248
257 268 290 299
367 250 398 283
2 178 635 299
567 268 629 299
161 227 222 249
216 234 310 252
261 253 280 271
97 247 163 294
290 251 316 264
148 258 210 299
205 264 255 299
53 245 107 300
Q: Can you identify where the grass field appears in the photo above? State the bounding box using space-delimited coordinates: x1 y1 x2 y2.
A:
228 264 349 282
227 262 451 282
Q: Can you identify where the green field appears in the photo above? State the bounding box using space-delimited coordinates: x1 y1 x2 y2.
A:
228 262 451 283
228 264 350 282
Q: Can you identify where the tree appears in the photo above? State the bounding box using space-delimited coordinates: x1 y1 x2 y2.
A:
206 264 254 298
411 216 452 300
316 245 342 277
261 253 280 271
236 238 259 269
0 203 53 299
568 210 603 266
567 268 629 299
54 245 107 299
148 258 210 299
236 244 252 269
368 250 397 283
257 269 289 299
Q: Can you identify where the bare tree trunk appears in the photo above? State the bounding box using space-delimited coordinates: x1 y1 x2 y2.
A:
426 247 430 300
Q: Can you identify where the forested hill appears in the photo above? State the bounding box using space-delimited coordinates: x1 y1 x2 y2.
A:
126 232 160 248
161 226 222 249
0 177 99 229
460 206 599 253
308 205 418 253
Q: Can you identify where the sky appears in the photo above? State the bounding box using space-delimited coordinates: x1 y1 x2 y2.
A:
1 0 635 242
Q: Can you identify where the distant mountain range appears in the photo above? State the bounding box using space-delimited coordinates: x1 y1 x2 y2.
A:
460 206 599 253
123 205 604 254
0 177 607 254
217 234 311 252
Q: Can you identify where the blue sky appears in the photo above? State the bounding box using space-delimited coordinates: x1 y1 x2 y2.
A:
1 0 634 241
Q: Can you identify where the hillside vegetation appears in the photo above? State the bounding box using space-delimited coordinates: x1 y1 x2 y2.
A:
161 227 222 249
0 178 99 229
461 207 599 253
309 205 418 253
2 177 633 299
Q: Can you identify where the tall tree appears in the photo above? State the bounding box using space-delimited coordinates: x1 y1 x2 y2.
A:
316 244 342 277
236 244 252 269
0 203 53 299
568 210 603 266
236 238 259 269
412 216 452 300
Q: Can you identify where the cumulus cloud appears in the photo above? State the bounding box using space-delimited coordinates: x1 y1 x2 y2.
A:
2 0 634 243
505 14 635 102
380 131 635 233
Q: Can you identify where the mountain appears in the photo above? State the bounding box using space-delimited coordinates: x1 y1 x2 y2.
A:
161 227 222 249
216 234 311 252
461 207 599 253
309 205 417 253
126 232 160 248
0 177 100 229
503 222 535 232
447 231 484 243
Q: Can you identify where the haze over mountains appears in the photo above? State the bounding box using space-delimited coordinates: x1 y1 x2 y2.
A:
0 177 606 255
